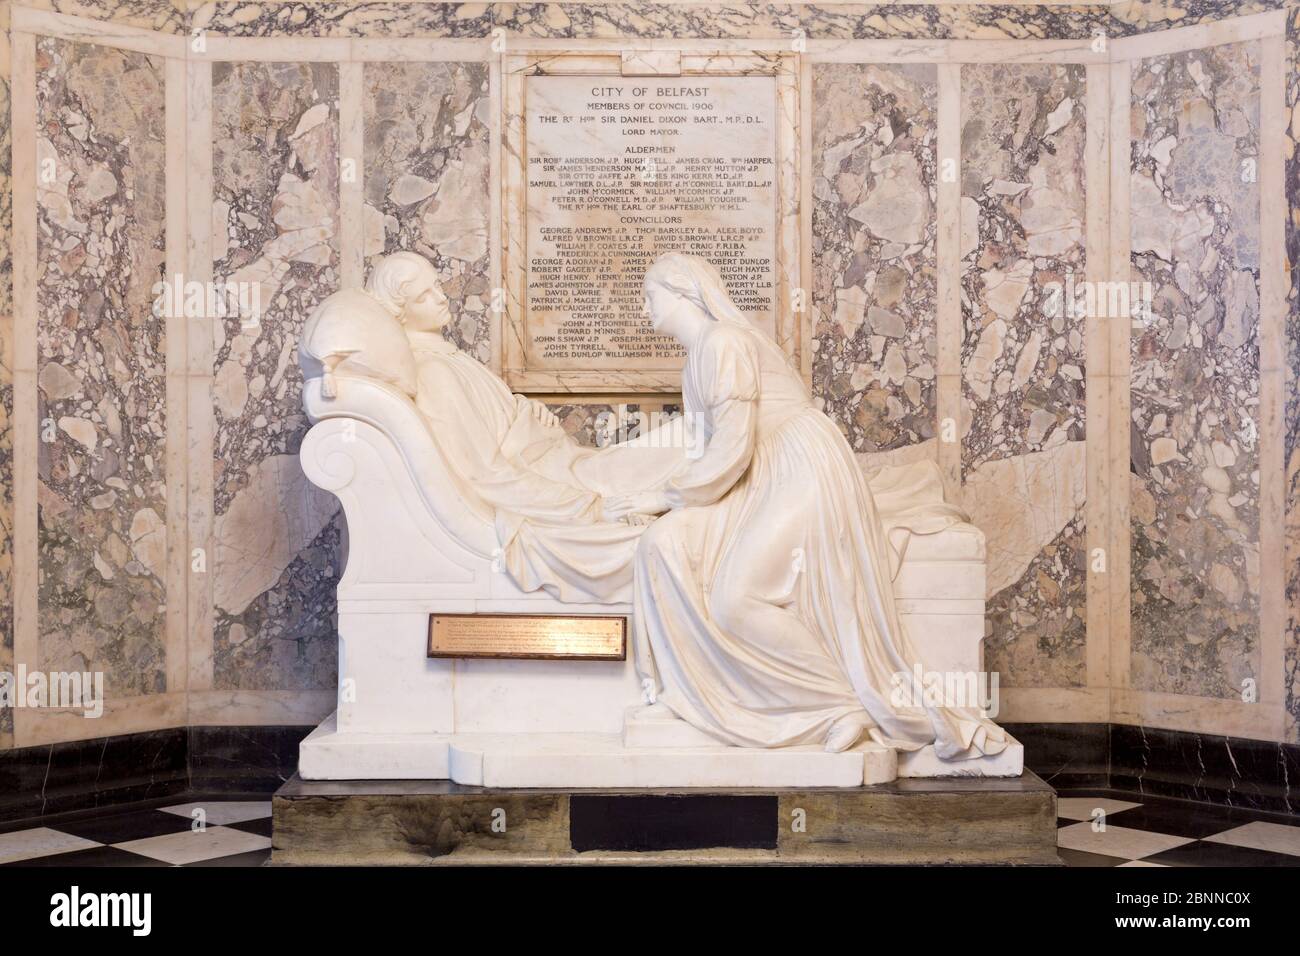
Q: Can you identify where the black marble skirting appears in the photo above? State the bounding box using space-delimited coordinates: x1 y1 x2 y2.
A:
2 722 1296 823
0 729 188 823
1004 723 1110 791
1107 724 1300 815
1006 723 1300 815
187 725 312 794
0 725 312 823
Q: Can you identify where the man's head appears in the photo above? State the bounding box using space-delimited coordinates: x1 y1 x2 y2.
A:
365 251 450 333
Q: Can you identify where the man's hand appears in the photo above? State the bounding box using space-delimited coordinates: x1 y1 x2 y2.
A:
602 490 670 523
529 399 560 429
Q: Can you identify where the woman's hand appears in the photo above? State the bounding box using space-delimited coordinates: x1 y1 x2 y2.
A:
601 490 670 523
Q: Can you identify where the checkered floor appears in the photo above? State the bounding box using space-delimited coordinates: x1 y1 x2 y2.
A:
0 799 272 867
2 789 1298 865
1056 790 1300 866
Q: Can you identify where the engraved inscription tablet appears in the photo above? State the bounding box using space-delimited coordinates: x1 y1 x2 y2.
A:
428 613 628 661
525 75 778 374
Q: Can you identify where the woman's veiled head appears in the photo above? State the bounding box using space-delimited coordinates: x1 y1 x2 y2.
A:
643 253 749 344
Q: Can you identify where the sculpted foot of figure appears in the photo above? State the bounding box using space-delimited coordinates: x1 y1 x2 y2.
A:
824 714 870 753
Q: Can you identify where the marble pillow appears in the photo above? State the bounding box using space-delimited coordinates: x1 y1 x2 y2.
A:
299 288 418 398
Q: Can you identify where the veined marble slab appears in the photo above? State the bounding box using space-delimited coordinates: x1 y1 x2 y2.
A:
209 60 342 695
35 37 169 698
811 62 938 454
1128 39 1262 699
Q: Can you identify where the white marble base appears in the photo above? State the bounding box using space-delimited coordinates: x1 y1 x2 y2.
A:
897 738 1024 778
300 713 1014 787
449 734 871 789
299 715 452 780
621 702 718 747
300 714 870 787
618 703 1009 783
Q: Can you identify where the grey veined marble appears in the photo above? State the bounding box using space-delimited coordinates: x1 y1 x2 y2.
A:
961 63 1087 469
960 63 1089 690
811 62 937 455
211 61 342 692
0 32 14 744
544 403 682 449
35 38 168 696
363 61 492 364
1129 41 1261 699
190 2 1115 41
1109 0 1288 37
39 0 187 34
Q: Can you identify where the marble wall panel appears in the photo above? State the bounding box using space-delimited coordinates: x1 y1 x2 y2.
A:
189 2 1114 41
210 61 341 692
25 0 186 33
1285 8 1300 742
362 61 492 363
544 402 682 448
35 38 168 697
6 0 1289 749
811 63 938 455
960 63 1089 688
1109 0 1287 36
0 20 12 748
1129 41 1261 699
20 0 1285 44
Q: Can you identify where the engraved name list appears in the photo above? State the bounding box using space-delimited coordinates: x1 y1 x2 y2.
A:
524 75 778 372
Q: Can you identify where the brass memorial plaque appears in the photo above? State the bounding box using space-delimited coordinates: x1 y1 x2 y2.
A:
428 613 627 661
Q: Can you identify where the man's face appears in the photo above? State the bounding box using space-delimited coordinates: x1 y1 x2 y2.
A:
402 269 450 332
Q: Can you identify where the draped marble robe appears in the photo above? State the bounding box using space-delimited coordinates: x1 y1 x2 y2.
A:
630 317 1008 760
406 331 678 604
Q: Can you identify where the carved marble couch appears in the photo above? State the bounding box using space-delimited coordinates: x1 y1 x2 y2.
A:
296 373 1013 787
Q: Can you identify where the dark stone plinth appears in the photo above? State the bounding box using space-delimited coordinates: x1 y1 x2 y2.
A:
271 772 1059 865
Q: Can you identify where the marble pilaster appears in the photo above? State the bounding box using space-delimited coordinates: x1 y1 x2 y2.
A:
1284 7 1300 742
0 9 13 749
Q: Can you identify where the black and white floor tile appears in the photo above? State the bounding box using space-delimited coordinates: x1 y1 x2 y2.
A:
1055 790 1300 867
1 788 1298 866
0 799 272 867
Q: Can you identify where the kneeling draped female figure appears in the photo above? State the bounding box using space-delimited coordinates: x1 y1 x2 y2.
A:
603 253 1008 759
